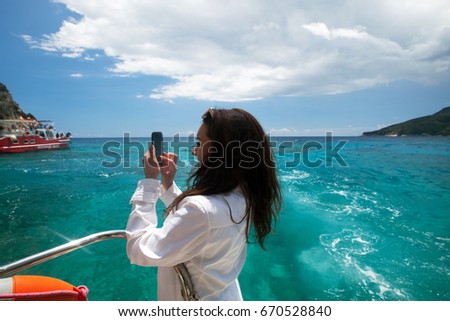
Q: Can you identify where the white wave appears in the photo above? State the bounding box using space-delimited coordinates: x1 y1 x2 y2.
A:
332 190 349 198
320 228 408 300
354 263 407 300
280 169 310 181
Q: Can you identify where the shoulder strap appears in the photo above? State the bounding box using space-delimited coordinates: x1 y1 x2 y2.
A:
173 263 200 301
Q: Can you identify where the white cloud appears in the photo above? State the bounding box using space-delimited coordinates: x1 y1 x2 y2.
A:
70 73 83 78
270 126 379 136
24 0 450 102
302 23 370 40
269 127 304 136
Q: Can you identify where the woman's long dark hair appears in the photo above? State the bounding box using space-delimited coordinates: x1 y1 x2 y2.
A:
167 108 282 249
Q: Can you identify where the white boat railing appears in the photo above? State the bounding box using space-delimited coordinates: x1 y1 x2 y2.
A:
0 230 198 301
0 230 126 278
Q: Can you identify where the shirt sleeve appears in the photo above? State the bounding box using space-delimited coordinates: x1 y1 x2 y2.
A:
160 181 183 207
126 179 209 267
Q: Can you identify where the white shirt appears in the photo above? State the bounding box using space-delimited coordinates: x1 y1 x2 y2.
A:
126 179 248 301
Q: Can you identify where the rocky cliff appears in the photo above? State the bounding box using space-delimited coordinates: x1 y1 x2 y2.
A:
0 82 36 120
363 107 450 136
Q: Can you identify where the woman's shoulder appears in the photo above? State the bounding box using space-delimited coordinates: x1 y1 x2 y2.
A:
182 187 244 209
180 189 246 227
179 193 220 212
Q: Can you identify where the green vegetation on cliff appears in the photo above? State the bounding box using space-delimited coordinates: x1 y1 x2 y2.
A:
363 107 450 136
0 82 36 120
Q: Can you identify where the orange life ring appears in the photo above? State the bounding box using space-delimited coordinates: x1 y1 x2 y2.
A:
0 275 88 301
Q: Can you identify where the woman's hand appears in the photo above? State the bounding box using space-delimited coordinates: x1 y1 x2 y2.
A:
143 145 160 179
160 152 178 190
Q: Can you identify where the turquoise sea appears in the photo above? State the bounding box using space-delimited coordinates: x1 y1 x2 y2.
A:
0 136 449 301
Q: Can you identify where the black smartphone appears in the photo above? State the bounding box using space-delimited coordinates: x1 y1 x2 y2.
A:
151 131 163 162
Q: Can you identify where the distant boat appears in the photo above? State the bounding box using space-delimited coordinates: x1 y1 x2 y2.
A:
0 119 71 153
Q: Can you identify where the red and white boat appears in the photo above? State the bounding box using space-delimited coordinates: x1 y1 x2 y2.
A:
0 119 71 153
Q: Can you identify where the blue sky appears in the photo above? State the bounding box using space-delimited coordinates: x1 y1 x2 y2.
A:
1 0 449 137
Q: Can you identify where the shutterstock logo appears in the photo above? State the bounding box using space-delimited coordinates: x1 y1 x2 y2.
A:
277 132 348 168
100 132 348 169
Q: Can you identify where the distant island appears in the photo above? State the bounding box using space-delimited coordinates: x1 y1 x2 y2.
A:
363 107 450 136
2 81 449 137
0 82 36 120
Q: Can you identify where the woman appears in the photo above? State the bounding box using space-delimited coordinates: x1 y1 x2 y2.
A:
126 108 282 300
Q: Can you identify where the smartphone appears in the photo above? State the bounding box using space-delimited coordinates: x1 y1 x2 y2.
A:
151 131 163 162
